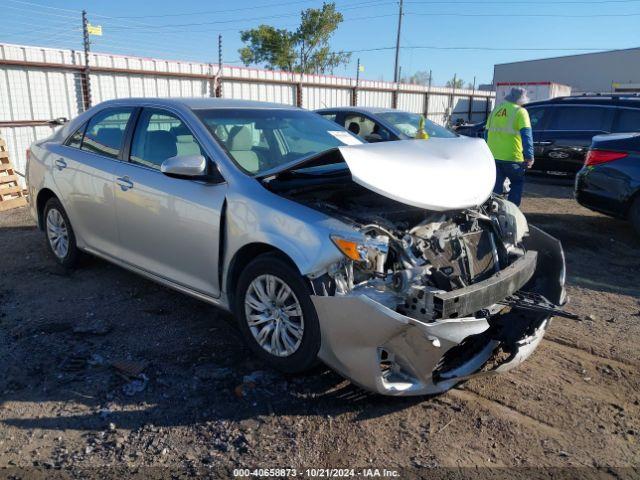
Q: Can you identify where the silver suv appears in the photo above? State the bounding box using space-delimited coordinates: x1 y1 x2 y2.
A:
27 98 566 396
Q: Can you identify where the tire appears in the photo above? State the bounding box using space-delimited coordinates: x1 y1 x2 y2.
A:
43 197 79 268
630 196 640 237
234 253 321 373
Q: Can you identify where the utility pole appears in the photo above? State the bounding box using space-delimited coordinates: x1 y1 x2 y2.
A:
81 10 92 110
353 58 360 106
447 73 457 126
216 34 222 98
393 0 403 83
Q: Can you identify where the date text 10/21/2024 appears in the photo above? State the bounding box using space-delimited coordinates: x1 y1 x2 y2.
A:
233 468 401 477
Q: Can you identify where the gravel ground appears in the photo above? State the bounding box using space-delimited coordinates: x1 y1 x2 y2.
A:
0 179 639 479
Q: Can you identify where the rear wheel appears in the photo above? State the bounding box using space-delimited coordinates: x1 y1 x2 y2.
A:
44 198 79 268
234 253 321 373
630 196 640 236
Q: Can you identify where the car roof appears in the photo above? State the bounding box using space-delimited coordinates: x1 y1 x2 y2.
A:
526 94 640 109
94 97 299 110
315 106 397 114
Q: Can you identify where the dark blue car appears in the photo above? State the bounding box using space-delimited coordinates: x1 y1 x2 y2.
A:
575 132 640 235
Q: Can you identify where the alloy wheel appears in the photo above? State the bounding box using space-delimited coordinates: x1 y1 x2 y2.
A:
244 274 305 357
46 208 69 259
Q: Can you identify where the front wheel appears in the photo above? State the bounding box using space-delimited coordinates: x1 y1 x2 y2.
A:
44 197 79 268
234 253 321 373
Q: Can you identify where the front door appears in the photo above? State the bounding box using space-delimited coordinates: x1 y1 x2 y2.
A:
114 107 227 297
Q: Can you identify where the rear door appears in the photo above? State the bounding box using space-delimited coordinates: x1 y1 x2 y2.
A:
47 107 134 256
534 105 614 175
113 107 227 297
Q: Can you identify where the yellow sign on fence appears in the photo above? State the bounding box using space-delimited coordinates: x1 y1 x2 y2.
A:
87 24 102 36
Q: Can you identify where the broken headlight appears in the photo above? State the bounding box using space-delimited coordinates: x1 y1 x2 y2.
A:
330 234 389 275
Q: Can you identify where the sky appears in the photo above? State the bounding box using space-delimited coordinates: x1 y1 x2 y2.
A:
1 0 639 87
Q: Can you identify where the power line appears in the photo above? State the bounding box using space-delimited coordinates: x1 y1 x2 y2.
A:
102 3 396 31
3 3 81 20
407 0 640 3
406 11 640 17
90 13 399 34
340 45 629 53
4 0 80 14
105 0 395 19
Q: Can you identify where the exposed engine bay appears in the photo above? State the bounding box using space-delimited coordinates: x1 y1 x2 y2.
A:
267 174 534 323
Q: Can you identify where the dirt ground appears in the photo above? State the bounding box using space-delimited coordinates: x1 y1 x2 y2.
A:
1 178 639 479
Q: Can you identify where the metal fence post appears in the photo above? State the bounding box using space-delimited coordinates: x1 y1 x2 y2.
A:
81 10 92 110
296 81 303 108
423 89 429 118
215 35 223 98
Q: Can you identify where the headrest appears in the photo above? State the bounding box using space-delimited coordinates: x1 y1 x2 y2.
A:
228 126 253 151
347 122 360 135
96 128 123 148
170 124 191 137
144 130 177 163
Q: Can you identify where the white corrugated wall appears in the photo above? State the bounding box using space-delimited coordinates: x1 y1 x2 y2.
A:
1 42 494 186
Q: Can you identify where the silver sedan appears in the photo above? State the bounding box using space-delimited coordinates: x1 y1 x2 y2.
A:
27 98 566 396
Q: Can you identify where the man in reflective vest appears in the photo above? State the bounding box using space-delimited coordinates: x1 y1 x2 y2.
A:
485 87 534 206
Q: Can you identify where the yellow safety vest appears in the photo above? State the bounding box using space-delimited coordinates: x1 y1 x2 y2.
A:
486 101 531 162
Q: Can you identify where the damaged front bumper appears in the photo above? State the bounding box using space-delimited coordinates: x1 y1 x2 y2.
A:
311 226 566 396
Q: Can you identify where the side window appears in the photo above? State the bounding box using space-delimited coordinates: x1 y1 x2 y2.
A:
526 107 546 130
81 109 133 159
344 114 392 141
613 109 640 133
65 123 86 148
130 109 204 170
344 114 375 139
319 113 338 123
547 106 611 131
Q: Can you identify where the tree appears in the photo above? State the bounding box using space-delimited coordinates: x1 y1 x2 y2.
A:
446 76 464 89
401 70 432 86
239 3 351 74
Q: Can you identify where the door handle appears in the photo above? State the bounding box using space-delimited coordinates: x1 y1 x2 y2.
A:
116 176 134 191
534 141 553 146
54 158 67 171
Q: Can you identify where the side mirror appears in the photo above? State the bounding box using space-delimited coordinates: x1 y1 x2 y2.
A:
161 154 207 179
364 133 383 143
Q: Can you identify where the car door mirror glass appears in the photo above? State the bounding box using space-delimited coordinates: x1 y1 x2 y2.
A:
161 154 207 178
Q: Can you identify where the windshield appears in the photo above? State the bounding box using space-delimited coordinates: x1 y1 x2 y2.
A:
195 108 361 175
378 111 456 138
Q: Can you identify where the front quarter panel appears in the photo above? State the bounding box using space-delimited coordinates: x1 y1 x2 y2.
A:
222 183 354 289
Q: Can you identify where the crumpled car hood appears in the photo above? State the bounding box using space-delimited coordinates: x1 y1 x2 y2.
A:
338 137 496 211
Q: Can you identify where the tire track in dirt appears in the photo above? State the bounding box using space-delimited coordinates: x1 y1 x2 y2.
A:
543 336 640 370
448 389 566 440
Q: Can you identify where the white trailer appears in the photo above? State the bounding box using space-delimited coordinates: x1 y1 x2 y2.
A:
496 82 572 104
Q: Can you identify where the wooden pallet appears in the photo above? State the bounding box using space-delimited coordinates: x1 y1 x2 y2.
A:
0 138 28 212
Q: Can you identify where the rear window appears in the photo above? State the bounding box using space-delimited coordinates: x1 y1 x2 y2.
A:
81 108 134 159
547 106 612 132
613 109 640 133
